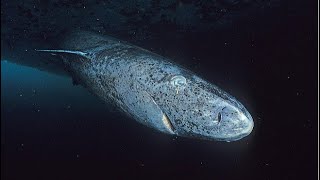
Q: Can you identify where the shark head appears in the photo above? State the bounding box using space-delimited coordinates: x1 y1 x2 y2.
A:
117 59 254 141
118 62 254 142
145 72 254 142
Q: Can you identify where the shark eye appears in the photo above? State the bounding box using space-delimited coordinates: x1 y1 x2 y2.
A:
170 75 187 88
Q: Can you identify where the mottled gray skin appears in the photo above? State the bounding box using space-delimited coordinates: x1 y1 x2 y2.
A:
39 31 254 142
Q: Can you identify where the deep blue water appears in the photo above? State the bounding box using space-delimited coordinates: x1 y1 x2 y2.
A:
1 0 317 179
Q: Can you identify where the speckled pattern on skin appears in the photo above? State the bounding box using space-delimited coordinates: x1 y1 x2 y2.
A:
39 31 254 142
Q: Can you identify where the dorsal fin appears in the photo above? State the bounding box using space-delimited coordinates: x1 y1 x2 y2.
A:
36 49 91 59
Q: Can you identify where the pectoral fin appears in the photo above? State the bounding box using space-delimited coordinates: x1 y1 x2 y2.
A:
116 83 175 134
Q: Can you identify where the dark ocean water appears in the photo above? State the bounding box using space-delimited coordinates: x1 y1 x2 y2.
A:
1 0 317 179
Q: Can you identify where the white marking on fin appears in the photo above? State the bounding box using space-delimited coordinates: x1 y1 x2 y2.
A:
36 49 89 57
162 114 175 134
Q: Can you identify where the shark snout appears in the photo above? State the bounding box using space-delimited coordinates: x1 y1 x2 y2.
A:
224 111 254 141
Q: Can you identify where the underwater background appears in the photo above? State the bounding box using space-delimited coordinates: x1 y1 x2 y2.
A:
1 0 317 179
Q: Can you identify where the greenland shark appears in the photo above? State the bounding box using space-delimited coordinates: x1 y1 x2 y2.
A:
34 31 254 141
35 31 253 141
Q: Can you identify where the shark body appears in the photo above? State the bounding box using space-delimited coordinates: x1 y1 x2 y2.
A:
36 31 253 141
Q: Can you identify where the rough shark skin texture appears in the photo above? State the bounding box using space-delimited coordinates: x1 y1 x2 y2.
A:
39 31 254 142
